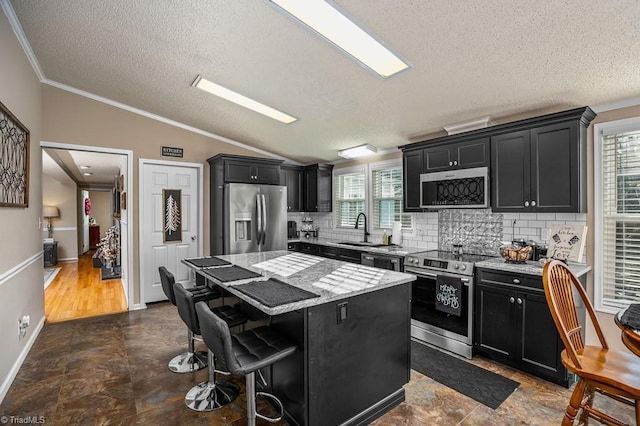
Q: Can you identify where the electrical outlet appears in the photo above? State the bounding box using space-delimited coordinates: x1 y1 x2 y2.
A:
18 315 30 339
541 228 550 242
417 227 424 236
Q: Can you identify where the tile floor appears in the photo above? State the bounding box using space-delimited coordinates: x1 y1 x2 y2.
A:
0 302 635 425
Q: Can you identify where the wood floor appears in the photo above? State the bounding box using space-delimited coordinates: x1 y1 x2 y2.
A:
44 251 127 323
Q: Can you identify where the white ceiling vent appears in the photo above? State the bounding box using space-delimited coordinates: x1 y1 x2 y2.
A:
443 117 495 135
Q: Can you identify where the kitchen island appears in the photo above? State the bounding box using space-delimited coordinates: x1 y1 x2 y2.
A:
183 250 416 426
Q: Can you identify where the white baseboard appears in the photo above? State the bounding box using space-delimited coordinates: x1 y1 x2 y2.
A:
131 303 146 311
0 315 46 404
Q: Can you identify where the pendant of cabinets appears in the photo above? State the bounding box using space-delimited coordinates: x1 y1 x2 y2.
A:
474 268 584 387
491 119 587 212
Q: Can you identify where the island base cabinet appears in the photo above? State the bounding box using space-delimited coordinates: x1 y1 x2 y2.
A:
271 284 411 425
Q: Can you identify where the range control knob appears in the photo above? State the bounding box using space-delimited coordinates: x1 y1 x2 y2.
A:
452 263 459 269
460 264 467 271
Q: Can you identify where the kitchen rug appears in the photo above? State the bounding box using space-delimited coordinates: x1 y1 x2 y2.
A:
43 267 61 289
411 341 519 410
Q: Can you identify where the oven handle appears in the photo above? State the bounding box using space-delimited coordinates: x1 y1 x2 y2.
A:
404 267 470 283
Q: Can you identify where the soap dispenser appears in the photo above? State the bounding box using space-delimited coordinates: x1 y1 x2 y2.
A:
382 229 389 245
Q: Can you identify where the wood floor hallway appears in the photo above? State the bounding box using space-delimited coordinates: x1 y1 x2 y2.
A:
44 251 127 323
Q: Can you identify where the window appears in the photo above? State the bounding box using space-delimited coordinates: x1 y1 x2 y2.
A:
335 168 365 227
334 160 412 230
371 165 412 230
595 117 640 312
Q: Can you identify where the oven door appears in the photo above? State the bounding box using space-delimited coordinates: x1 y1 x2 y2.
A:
405 266 472 344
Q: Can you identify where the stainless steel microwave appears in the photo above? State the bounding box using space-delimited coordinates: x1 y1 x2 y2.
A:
419 166 489 209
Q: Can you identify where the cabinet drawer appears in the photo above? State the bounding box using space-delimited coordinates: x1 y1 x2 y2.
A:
288 242 300 251
339 248 362 264
476 268 542 290
300 243 319 254
318 245 338 258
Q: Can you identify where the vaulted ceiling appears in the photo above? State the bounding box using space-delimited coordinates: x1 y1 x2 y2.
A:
9 0 640 165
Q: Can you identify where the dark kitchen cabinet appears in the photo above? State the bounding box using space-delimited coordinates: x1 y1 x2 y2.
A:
338 248 362 264
305 164 333 212
403 149 423 212
474 268 580 387
423 138 489 172
299 242 320 255
280 165 304 212
287 242 300 251
491 109 595 213
209 154 283 185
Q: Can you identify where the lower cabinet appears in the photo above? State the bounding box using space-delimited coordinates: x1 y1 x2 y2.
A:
288 242 370 265
474 268 577 387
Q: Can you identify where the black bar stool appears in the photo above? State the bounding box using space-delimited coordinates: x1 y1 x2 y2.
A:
195 301 297 425
159 266 218 373
174 283 248 411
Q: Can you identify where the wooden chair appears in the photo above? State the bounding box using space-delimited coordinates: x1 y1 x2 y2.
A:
542 260 640 425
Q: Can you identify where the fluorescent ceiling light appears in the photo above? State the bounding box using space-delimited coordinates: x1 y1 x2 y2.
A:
83 172 93 176
269 0 411 78
193 76 298 124
338 144 377 159
79 165 90 169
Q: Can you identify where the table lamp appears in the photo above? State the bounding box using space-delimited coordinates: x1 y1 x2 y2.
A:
43 205 59 238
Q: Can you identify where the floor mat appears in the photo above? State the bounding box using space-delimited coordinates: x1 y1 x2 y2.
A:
411 341 519 409
43 267 61 289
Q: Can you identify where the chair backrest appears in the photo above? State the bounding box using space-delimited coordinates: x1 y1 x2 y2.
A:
159 266 177 306
542 260 608 369
195 301 242 375
173 282 201 335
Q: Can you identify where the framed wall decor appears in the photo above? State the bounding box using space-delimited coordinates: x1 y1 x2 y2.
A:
0 101 30 207
162 189 182 242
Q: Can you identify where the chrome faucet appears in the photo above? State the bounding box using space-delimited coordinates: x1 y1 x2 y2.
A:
354 212 370 243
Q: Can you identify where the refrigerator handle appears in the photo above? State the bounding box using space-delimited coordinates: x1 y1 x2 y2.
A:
256 193 263 246
261 194 267 245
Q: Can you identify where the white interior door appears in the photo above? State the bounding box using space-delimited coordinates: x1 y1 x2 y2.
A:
140 161 201 303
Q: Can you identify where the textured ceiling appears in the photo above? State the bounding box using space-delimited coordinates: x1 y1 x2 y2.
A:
9 0 640 164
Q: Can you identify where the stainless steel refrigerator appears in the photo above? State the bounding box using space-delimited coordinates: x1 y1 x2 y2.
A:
222 183 287 254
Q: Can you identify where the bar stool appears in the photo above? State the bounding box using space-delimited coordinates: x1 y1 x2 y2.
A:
194 301 297 424
159 266 219 373
174 283 248 411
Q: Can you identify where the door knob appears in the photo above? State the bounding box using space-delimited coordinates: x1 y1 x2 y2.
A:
191 236 197 241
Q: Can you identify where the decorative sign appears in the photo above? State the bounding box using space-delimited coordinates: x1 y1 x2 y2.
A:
435 275 462 316
0 101 30 207
547 224 588 262
162 189 182 242
161 146 183 158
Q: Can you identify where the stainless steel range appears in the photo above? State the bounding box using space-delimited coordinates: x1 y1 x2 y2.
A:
405 250 493 359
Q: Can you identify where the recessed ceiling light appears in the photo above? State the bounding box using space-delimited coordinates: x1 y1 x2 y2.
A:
83 172 93 176
338 144 377 159
268 0 411 78
80 165 91 169
192 76 298 124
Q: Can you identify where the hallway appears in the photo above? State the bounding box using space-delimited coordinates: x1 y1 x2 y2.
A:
44 251 127 323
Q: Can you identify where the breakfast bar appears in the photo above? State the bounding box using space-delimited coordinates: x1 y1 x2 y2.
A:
183 250 416 426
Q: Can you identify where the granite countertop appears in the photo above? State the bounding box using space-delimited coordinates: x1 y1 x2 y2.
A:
183 250 416 316
475 257 591 278
288 236 424 256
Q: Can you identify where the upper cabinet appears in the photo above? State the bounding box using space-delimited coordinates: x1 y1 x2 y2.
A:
423 138 490 172
491 111 593 213
210 154 283 185
280 165 305 212
304 164 333 212
403 149 424 212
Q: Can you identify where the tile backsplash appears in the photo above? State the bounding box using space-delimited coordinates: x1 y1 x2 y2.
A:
289 210 587 257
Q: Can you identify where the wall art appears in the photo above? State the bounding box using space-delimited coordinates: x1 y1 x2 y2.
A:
0 101 30 207
163 189 182 242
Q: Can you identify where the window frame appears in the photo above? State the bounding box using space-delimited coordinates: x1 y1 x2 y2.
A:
594 116 640 314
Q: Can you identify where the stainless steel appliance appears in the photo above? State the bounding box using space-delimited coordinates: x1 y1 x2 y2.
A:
405 250 493 358
420 166 489 209
361 252 403 271
223 183 287 254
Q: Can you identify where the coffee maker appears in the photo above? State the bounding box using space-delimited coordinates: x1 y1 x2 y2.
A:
287 221 298 239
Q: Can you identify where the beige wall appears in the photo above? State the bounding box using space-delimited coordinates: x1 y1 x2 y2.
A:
42 172 78 260
0 11 44 400
88 190 113 239
586 104 640 353
41 85 265 304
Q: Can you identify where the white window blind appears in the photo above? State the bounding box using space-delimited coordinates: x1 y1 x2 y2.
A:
335 171 365 227
371 167 412 230
599 128 640 310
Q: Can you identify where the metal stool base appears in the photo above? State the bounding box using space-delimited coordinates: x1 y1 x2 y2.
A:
185 380 240 412
168 351 207 373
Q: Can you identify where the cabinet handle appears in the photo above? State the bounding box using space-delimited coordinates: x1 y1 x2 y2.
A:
453 160 458 166
517 298 523 305
513 278 520 284
524 201 529 207
449 161 453 166
531 200 536 207
509 297 515 303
